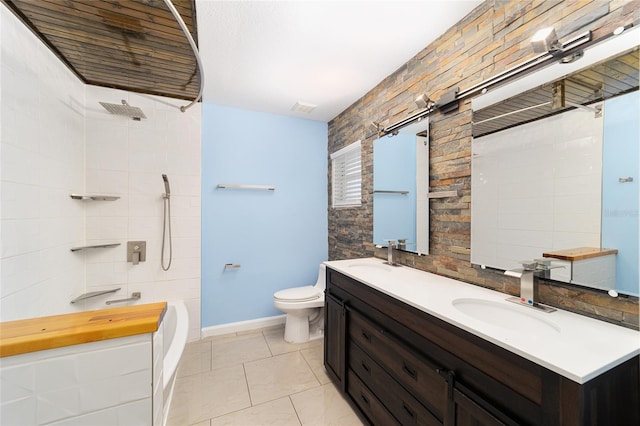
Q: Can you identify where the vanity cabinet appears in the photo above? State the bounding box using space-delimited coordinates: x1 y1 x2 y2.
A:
324 267 639 426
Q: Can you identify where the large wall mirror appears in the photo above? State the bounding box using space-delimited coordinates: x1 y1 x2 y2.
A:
471 29 639 296
373 120 429 255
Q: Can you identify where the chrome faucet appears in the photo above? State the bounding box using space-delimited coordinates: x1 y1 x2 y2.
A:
504 260 559 313
384 239 400 266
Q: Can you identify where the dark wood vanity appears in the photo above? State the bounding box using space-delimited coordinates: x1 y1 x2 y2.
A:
324 266 640 426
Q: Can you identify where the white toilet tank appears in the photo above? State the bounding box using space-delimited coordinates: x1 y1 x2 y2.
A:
314 264 327 291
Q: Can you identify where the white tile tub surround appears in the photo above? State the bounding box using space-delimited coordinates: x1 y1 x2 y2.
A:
83 85 202 341
1 8 202 335
571 254 616 290
471 108 603 271
0 332 162 426
1 6 85 320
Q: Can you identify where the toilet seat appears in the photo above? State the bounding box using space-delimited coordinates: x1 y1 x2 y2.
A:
273 264 327 343
274 285 322 303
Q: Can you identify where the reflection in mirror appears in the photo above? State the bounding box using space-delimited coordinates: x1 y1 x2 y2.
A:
471 43 639 296
373 121 429 255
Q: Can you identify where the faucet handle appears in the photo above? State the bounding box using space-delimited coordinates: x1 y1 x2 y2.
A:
534 258 552 267
517 259 565 274
518 260 538 270
384 239 397 247
533 258 566 271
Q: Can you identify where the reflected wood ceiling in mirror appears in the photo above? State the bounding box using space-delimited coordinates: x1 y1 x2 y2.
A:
2 0 199 100
473 48 639 138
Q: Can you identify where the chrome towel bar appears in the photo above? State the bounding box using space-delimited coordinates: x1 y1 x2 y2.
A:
373 190 409 195
217 184 276 191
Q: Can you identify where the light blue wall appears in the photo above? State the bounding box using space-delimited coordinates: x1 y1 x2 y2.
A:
602 91 639 296
201 104 328 327
373 134 417 249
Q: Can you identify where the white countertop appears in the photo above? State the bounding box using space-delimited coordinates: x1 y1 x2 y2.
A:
325 257 640 384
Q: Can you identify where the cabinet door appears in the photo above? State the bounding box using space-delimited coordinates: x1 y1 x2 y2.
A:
324 292 346 389
450 388 508 426
446 373 519 426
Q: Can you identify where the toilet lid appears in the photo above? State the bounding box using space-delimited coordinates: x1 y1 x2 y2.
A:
274 286 322 302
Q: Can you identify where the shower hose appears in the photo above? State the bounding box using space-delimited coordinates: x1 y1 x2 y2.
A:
161 194 172 271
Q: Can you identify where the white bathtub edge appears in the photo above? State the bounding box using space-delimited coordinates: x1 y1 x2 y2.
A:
163 301 189 390
201 314 286 338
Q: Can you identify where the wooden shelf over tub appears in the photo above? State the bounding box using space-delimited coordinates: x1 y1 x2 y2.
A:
0 302 167 357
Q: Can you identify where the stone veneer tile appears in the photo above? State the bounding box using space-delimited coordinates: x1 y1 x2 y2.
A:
327 0 639 329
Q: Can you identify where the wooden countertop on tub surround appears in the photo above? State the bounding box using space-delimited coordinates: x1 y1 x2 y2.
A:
0 302 166 358
542 247 618 261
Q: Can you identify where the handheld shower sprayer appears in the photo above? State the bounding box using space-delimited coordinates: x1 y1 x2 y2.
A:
161 174 172 271
162 174 171 198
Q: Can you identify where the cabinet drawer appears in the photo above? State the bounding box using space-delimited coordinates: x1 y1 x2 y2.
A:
347 369 399 426
350 309 447 420
350 342 441 426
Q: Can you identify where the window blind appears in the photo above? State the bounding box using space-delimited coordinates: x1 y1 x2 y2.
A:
331 140 362 207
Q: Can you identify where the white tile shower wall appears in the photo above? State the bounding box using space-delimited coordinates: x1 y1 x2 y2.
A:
1 7 85 320
471 108 603 271
1 8 202 339
83 85 202 341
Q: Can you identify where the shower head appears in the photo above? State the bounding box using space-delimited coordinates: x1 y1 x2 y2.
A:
162 174 171 197
99 100 147 121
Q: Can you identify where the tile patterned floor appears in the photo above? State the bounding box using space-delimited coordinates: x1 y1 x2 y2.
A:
167 327 364 426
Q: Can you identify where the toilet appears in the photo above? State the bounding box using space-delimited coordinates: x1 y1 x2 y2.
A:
273 264 326 343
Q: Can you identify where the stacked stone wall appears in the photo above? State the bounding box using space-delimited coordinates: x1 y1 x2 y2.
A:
328 0 640 328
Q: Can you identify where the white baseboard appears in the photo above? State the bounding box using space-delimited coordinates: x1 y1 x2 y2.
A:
201 314 287 338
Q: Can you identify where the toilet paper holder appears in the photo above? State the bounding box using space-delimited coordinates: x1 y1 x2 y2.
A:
225 263 241 269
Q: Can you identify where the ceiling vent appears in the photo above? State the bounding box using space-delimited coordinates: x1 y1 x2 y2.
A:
291 101 317 114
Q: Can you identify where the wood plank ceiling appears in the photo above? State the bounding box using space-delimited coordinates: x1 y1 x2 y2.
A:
473 47 639 137
2 0 199 100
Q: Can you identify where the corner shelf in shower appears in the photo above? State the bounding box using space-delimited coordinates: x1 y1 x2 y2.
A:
70 243 121 252
70 194 120 201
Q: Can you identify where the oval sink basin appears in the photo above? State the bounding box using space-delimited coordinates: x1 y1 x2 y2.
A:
347 263 393 272
452 298 561 334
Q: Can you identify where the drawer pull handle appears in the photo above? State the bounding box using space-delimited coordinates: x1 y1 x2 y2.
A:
361 330 371 342
403 402 416 420
361 362 371 374
402 362 418 380
360 392 370 406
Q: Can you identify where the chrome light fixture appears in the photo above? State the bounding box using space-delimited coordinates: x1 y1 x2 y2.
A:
414 93 433 109
531 27 562 54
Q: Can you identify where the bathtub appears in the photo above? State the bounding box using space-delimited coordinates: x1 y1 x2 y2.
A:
162 301 189 425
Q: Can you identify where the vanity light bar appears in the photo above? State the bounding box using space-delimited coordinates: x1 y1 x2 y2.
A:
457 30 592 100
380 31 590 137
378 23 633 139
381 105 435 136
